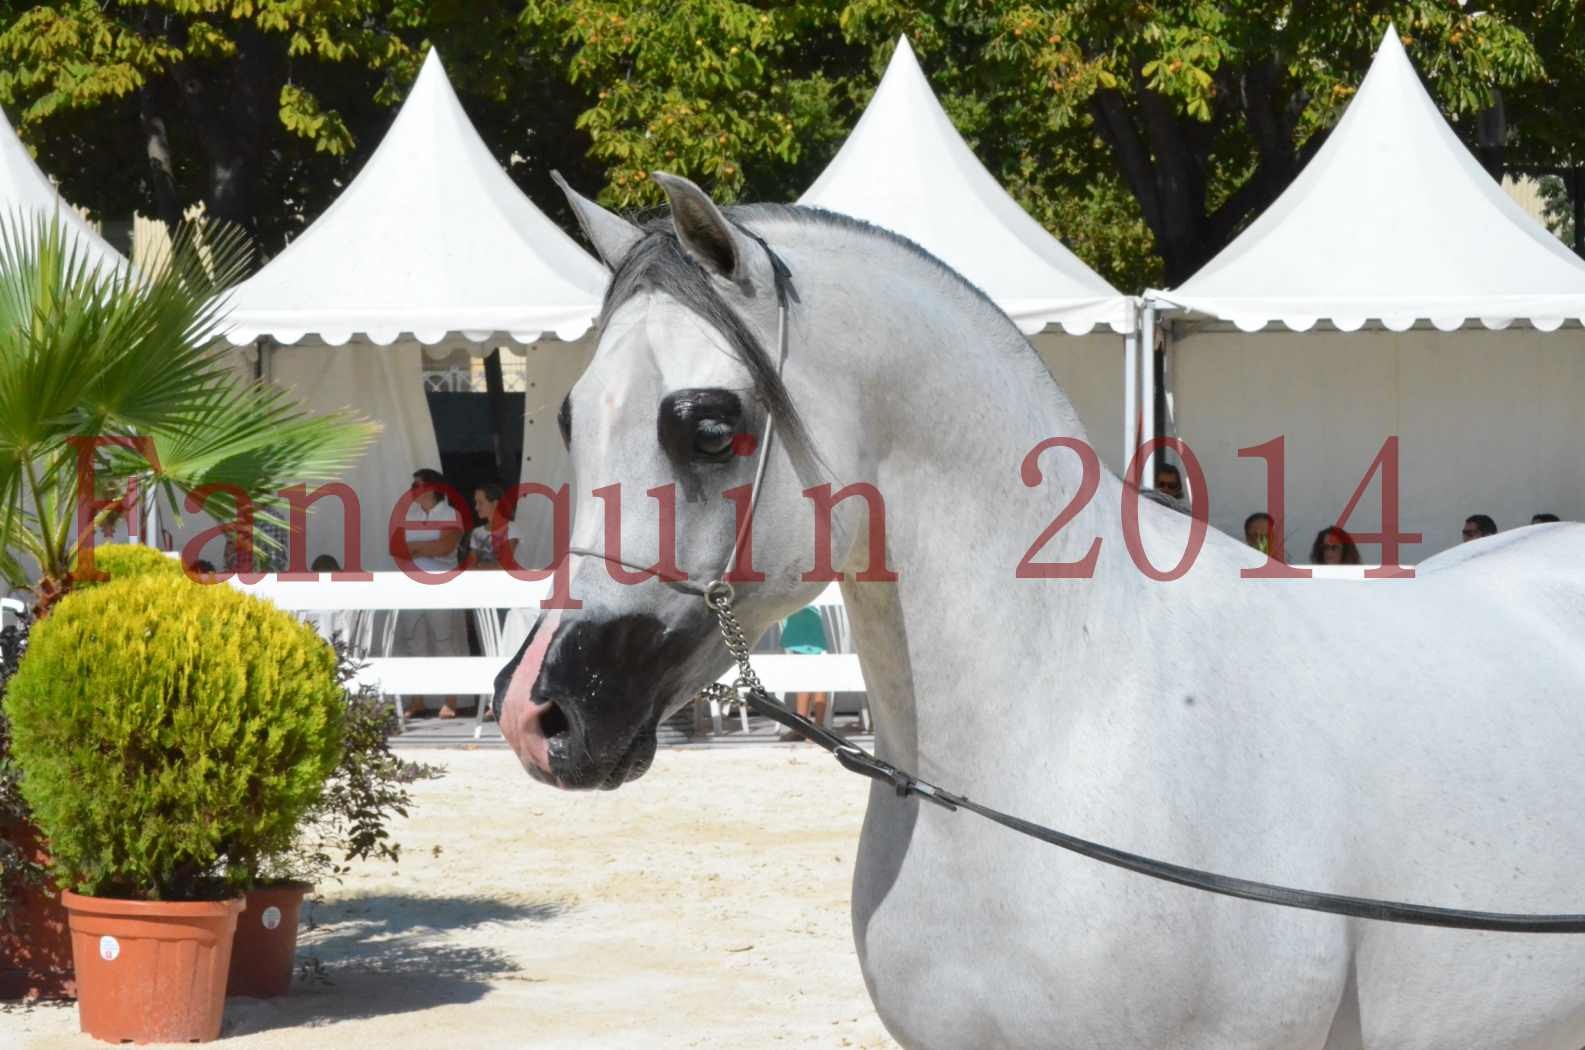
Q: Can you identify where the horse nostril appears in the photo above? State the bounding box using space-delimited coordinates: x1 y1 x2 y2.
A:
540 701 570 740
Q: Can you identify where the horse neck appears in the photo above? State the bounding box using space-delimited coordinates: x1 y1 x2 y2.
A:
768 217 1145 769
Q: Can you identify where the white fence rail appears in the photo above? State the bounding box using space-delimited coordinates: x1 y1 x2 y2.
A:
227 565 1397 702
227 573 860 699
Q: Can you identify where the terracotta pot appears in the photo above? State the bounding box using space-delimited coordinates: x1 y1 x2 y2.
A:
0 819 75 1000
63 890 245 1044
227 882 311 998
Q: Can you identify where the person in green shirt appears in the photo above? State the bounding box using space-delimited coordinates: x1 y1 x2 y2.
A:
778 606 828 742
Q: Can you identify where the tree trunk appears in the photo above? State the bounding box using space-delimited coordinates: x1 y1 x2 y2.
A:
137 86 183 232
169 25 281 262
1090 70 1329 285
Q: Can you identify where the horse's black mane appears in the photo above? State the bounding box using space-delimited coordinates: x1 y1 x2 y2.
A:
598 203 1005 479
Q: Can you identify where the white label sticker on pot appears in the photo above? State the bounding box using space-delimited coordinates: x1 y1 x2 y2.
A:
261 906 282 930
98 935 119 961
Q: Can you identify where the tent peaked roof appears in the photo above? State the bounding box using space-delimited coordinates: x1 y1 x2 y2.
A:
0 105 127 276
799 36 1132 336
1153 28 1585 333
225 49 605 348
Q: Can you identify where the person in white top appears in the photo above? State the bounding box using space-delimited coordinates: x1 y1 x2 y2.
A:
467 482 522 568
392 468 466 719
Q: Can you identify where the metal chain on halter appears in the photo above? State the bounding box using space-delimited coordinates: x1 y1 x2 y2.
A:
698 580 963 810
694 581 763 723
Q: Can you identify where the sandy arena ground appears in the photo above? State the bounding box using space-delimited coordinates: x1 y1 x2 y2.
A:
8 748 899 1049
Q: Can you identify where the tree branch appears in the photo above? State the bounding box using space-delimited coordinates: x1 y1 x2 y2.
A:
1088 87 1163 233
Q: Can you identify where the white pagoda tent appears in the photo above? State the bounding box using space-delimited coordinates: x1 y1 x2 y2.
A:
799 36 1139 474
0 104 127 277
1146 29 1585 556
222 50 607 571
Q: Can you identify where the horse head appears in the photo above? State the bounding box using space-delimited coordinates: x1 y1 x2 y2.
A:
497 174 854 789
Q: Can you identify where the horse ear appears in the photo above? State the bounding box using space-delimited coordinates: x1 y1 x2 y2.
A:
651 171 754 283
551 171 643 271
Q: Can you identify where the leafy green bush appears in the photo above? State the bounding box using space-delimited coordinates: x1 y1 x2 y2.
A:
75 543 186 585
4 576 344 900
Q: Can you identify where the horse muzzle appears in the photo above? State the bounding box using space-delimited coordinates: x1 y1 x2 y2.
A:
497 609 703 790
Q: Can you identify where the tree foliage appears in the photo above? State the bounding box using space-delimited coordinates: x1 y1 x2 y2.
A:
0 2 1578 288
976 2 1548 281
521 1 857 208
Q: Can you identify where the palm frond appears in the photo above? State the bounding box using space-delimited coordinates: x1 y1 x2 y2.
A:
0 214 376 594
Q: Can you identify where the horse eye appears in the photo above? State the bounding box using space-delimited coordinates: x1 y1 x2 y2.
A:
693 419 735 459
658 388 743 466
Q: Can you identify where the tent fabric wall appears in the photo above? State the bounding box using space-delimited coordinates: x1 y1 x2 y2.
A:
1170 326 1585 559
268 342 442 572
514 337 597 573
1029 332 1127 477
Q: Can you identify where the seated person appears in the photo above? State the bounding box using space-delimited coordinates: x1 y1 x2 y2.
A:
1244 512 1274 554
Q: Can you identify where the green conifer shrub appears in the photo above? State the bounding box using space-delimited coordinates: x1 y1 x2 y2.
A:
76 543 186 585
3 576 344 900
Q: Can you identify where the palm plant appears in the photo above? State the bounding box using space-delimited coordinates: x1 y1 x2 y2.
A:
0 213 375 613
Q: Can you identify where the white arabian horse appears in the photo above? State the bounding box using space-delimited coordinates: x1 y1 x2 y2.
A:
498 172 1585 1050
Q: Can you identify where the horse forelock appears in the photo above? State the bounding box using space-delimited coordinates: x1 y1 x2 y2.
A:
597 214 824 478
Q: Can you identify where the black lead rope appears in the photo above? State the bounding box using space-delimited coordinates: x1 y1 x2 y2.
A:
742 688 1585 933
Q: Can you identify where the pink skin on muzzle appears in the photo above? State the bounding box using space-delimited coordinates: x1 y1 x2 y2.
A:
500 609 563 775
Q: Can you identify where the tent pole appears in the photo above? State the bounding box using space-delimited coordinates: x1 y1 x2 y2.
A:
484 347 513 485
1573 166 1584 258
140 480 158 549
1140 301 1157 487
1123 326 1139 478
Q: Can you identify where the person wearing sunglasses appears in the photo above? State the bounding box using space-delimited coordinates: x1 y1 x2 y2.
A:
1309 526 1361 566
1461 514 1498 543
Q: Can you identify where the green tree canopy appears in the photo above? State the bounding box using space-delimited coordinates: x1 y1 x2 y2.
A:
0 2 1578 288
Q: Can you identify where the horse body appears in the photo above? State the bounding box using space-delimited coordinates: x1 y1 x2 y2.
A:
846 490 1585 1049
503 177 1585 1049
